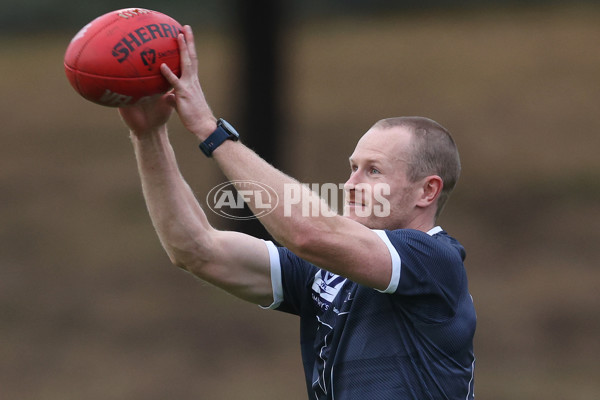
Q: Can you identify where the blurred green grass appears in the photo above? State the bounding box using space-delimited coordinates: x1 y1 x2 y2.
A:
1 5 600 399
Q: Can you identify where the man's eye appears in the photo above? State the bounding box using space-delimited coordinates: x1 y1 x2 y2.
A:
370 168 380 174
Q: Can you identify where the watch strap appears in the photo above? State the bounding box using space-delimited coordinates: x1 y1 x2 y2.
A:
199 125 231 157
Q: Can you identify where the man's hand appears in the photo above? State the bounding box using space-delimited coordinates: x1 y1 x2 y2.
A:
119 93 174 137
161 25 217 141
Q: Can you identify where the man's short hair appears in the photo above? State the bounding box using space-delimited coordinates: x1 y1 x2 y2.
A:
373 116 461 218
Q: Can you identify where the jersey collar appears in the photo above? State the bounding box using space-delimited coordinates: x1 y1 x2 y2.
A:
427 226 443 236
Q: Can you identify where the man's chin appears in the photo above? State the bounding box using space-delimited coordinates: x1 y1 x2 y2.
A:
347 211 398 231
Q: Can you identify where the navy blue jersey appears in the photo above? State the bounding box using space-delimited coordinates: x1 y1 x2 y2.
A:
263 227 476 399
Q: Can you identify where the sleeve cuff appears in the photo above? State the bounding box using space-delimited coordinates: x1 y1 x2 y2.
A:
372 230 401 294
259 240 284 310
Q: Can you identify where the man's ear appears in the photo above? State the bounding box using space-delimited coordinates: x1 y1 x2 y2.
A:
416 175 443 208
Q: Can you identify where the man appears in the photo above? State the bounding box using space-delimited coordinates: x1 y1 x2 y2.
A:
119 26 476 399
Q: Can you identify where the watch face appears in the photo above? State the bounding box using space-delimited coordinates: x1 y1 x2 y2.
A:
219 118 239 138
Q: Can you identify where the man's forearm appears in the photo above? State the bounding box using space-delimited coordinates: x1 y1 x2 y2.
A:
131 127 215 268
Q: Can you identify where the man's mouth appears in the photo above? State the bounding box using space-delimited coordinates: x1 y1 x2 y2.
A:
346 201 366 207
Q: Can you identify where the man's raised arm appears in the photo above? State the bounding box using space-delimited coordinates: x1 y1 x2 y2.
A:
119 95 273 306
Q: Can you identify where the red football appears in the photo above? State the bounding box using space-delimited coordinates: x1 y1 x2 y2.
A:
64 8 183 107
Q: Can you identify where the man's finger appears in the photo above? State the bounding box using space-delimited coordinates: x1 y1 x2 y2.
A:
161 63 179 87
183 25 199 70
164 91 177 109
177 32 194 78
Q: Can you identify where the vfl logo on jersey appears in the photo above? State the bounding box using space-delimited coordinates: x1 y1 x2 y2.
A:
311 270 346 311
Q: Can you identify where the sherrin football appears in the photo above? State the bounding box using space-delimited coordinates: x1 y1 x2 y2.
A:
64 8 183 107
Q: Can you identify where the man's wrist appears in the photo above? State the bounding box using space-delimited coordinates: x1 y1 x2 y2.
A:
198 118 240 157
191 118 218 142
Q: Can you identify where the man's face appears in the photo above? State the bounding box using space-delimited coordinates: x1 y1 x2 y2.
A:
343 126 421 230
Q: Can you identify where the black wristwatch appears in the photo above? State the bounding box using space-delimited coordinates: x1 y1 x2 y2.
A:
199 118 240 157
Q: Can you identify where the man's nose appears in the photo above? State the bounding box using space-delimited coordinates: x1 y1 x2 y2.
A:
344 170 361 191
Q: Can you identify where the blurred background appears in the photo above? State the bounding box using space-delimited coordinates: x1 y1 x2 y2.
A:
1 0 599 399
